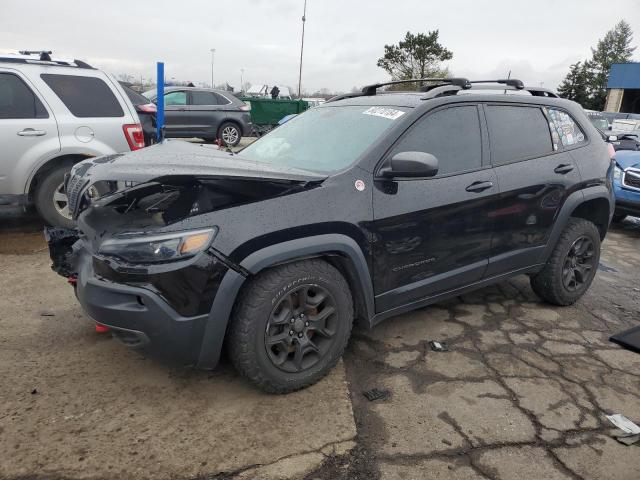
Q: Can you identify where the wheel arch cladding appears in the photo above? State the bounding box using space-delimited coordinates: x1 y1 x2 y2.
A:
570 197 611 240
28 154 91 196
196 234 375 369
538 185 611 264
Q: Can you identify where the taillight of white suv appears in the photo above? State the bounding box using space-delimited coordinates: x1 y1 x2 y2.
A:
122 124 145 150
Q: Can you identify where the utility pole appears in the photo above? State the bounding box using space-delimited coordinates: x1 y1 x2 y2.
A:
240 68 244 93
210 48 216 88
297 0 307 99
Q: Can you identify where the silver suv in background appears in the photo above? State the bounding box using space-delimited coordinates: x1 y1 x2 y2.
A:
0 51 144 228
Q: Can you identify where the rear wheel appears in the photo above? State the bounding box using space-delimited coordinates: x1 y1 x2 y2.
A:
218 122 241 147
227 259 353 393
34 164 75 228
530 218 600 305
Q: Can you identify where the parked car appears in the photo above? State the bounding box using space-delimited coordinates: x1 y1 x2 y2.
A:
584 110 610 131
609 132 640 152
120 83 156 146
47 77 613 393
142 86 251 146
611 150 640 221
0 51 144 227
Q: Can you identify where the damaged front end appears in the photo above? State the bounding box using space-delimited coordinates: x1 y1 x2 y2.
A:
45 140 325 282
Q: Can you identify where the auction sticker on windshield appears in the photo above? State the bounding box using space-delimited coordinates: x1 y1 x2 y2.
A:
363 107 405 120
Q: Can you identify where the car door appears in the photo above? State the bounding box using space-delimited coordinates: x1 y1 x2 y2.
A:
0 70 59 197
163 90 191 136
372 104 499 313
483 103 583 276
187 90 221 138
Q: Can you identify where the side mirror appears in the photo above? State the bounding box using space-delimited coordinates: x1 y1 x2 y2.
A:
608 135 618 142
381 151 439 178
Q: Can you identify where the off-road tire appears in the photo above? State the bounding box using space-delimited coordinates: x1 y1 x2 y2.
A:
530 218 601 306
227 259 354 393
34 164 75 229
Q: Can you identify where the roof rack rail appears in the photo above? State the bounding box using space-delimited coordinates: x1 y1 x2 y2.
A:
0 51 94 69
470 78 525 89
421 80 559 99
361 77 472 96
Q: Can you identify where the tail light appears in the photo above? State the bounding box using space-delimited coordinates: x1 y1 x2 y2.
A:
137 103 157 113
122 123 145 150
240 102 251 111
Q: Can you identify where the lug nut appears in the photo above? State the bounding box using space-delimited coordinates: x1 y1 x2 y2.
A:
300 313 305 318
289 330 294 336
305 322 309 327
290 318 295 323
298 333 303 338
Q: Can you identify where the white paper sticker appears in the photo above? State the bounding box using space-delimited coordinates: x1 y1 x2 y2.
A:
363 107 405 120
607 414 640 434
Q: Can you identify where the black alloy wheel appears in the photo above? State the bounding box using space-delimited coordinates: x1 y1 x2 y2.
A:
264 284 338 373
562 235 596 292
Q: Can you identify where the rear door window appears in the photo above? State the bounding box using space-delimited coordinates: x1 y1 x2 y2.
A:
485 105 553 165
389 105 483 176
41 74 123 118
164 91 187 106
546 107 587 148
0 72 48 119
190 91 219 106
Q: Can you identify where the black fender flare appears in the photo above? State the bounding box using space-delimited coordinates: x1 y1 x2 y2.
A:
536 185 612 265
196 234 374 369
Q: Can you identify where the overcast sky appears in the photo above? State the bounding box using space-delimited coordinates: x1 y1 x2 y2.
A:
1 0 638 94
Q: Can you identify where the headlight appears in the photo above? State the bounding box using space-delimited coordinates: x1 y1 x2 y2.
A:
614 165 623 181
98 228 217 263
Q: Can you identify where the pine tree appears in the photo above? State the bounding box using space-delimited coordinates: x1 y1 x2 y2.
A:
589 20 636 110
557 20 635 110
557 61 591 106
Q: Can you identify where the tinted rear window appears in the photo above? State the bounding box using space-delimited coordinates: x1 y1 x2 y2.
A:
191 91 219 105
0 73 48 119
121 84 150 106
485 105 553 165
41 74 124 117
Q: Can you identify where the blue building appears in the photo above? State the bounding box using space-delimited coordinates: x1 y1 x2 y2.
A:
605 63 640 113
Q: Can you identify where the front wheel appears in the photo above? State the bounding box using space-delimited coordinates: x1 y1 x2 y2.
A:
218 122 241 147
530 218 601 306
227 259 354 393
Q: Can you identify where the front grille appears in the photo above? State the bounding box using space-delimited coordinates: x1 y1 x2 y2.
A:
623 169 640 191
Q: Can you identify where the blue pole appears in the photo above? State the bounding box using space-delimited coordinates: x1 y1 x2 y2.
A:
156 62 164 141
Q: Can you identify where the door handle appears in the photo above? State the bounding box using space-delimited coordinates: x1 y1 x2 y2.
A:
554 164 574 174
466 180 494 193
17 128 46 137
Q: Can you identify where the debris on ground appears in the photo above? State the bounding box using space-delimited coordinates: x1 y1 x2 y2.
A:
31 388 38 395
429 340 449 352
607 414 640 445
363 388 391 401
610 325 640 354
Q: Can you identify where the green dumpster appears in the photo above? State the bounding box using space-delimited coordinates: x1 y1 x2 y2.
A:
240 97 309 134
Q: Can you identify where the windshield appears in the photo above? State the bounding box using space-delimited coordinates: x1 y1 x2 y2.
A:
238 105 408 173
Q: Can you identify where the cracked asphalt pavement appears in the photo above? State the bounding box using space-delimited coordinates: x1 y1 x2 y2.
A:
1 210 639 479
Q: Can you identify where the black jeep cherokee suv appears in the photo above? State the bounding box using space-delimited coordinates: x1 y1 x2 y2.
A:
47 78 614 393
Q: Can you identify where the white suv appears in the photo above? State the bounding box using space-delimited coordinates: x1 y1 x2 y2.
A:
0 51 144 227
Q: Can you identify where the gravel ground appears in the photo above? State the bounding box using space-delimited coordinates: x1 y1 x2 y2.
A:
1 206 638 479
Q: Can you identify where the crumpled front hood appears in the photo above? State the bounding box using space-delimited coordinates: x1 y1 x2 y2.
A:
72 139 326 184
616 150 640 170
